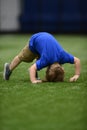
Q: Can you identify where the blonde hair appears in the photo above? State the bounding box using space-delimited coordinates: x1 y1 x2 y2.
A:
46 63 64 82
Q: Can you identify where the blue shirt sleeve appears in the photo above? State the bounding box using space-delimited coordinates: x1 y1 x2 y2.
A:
36 59 47 70
60 51 74 64
36 54 49 70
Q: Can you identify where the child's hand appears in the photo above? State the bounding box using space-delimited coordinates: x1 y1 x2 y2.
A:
69 75 79 82
32 80 42 84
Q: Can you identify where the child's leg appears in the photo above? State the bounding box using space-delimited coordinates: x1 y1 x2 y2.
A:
4 44 37 80
9 55 21 71
10 44 37 71
18 44 37 62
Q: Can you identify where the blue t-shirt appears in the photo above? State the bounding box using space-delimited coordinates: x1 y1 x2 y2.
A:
29 32 74 70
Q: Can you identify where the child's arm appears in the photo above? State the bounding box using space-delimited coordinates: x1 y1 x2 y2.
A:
70 57 81 82
29 63 42 83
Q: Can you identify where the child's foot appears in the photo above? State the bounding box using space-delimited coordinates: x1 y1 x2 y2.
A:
3 63 12 80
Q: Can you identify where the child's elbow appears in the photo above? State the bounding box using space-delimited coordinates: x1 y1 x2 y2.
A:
74 57 80 64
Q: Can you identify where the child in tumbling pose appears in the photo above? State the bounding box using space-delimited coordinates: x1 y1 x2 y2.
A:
3 32 81 83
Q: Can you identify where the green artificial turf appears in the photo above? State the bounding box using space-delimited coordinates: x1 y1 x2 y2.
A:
0 34 87 130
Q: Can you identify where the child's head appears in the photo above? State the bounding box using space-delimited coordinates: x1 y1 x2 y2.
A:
46 63 64 82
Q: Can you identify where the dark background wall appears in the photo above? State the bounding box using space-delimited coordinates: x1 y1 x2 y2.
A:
19 0 87 33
